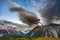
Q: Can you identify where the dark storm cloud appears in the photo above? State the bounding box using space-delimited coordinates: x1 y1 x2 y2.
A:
9 7 25 12
8 0 40 26
9 7 40 25
39 0 60 25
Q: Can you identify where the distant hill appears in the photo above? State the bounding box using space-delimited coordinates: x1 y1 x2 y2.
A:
0 20 29 37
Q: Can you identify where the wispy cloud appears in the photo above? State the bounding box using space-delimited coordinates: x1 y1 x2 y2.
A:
8 0 20 7
29 0 47 11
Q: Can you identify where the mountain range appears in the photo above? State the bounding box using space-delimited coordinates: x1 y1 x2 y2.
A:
0 20 29 37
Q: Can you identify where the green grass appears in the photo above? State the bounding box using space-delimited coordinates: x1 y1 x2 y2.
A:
0 35 32 40
0 35 60 40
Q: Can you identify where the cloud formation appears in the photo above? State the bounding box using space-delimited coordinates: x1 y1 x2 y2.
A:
30 0 60 25
9 0 40 26
8 0 20 7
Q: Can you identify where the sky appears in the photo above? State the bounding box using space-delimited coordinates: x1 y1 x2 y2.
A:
0 0 42 24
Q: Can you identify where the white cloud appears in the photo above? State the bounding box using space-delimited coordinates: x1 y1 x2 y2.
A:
8 0 20 7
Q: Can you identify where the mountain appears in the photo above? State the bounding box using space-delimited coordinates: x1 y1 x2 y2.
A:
0 20 29 30
0 29 17 36
0 20 29 37
26 23 60 38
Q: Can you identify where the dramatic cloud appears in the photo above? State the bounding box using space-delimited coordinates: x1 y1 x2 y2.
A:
8 0 60 25
39 0 60 25
8 0 40 26
30 0 60 25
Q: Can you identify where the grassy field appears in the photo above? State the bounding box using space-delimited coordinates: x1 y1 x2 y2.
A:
0 37 60 40
0 35 60 40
